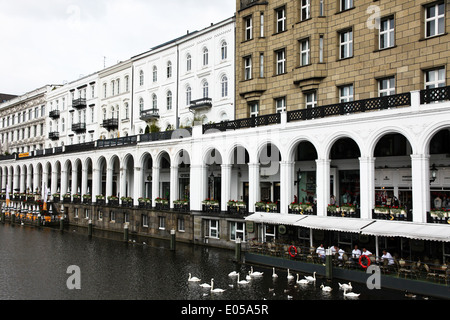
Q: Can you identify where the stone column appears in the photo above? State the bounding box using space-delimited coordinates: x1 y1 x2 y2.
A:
280 161 294 214
151 166 160 208
170 166 179 209
81 168 88 196
106 168 113 199
71 167 78 197
92 169 100 202
359 156 376 220
221 164 232 212
411 154 430 223
248 163 260 213
133 166 143 206
315 159 331 217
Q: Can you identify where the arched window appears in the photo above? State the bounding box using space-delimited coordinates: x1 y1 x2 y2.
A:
186 86 192 106
124 103 129 119
186 54 192 72
152 94 158 110
167 91 173 110
203 47 209 66
139 98 144 112
167 61 172 78
139 70 144 86
221 75 228 98
62 118 65 132
202 81 209 98
221 41 228 60
152 66 158 82
102 109 107 120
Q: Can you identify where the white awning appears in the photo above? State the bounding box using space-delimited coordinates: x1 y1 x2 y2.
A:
361 220 450 242
294 216 376 233
245 212 307 226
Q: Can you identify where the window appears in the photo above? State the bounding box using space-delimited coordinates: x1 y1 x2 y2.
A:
339 85 354 103
379 17 395 49
319 35 324 63
152 94 158 110
260 53 264 78
167 91 172 110
159 216 166 230
425 67 446 89
221 75 228 98
245 15 253 41
91 84 95 98
221 41 227 60
125 76 129 92
152 66 158 82
178 218 185 232
260 12 264 37
124 103 129 119
276 6 286 33
301 0 310 21
139 70 144 86
186 86 192 106
425 2 445 38
244 56 252 80
230 221 245 242
276 49 286 75
208 220 219 238
186 54 192 72
142 214 148 227
167 61 172 78
249 102 259 117
110 211 115 222
305 91 317 109
379 77 396 97
111 81 115 96
203 48 209 66
319 0 324 16
139 98 144 112
300 38 310 66
339 29 353 59
340 0 353 11
275 97 286 113
103 84 107 98
202 81 209 98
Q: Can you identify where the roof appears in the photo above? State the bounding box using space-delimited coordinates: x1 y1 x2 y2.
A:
0 93 18 103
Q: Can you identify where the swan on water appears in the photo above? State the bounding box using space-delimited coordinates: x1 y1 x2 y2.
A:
250 266 263 277
246 272 252 281
338 282 352 291
296 273 309 284
304 272 316 282
272 268 278 278
199 282 211 288
237 273 250 285
343 288 360 298
188 273 201 282
287 269 295 281
210 279 226 293
228 271 238 277
320 284 332 292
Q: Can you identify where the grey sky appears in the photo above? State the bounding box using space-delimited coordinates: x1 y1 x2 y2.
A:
0 0 236 95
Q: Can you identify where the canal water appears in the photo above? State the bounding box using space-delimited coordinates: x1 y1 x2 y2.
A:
0 223 415 301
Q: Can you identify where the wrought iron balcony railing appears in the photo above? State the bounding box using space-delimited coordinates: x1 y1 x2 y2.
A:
72 123 86 133
140 109 160 121
102 118 119 131
189 98 212 111
49 110 60 119
49 132 60 140
72 98 87 109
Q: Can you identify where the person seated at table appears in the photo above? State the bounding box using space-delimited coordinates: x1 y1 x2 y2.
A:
316 244 326 261
380 250 394 265
361 248 372 256
351 245 361 262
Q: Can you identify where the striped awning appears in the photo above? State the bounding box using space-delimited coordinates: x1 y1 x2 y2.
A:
245 212 307 226
294 216 375 233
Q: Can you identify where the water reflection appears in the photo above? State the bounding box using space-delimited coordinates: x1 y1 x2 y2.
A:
0 224 411 300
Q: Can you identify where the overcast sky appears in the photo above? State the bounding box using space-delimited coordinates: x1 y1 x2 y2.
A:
0 0 236 96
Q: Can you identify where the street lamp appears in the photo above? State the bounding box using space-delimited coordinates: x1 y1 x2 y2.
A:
430 164 438 183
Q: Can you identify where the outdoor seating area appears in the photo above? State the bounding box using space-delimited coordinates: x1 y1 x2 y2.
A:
247 240 450 286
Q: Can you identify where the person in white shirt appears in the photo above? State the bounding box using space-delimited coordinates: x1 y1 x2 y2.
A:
381 250 395 265
316 244 326 261
362 248 372 256
352 245 361 259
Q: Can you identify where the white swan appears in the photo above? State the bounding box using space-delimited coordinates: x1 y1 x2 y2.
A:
296 273 309 284
287 269 295 281
272 268 278 278
304 272 316 282
228 271 238 277
246 272 252 281
210 279 226 293
250 266 263 277
237 273 250 285
199 282 211 288
343 288 360 298
339 282 352 291
188 273 201 282
320 284 332 292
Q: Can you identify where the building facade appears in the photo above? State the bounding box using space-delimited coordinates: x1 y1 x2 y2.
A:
235 0 448 118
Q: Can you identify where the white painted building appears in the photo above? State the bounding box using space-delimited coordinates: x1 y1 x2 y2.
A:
132 17 235 134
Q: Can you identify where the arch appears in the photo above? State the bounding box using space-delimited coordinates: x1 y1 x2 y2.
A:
286 136 320 163
173 149 191 166
367 127 417 158
226 143 252 165
203 147 224 166
420 121 450 155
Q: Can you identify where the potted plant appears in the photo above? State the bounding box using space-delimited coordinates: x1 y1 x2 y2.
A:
52 193 61 202
121 197 133 207
63 193 72 203
96 195 105 205
108 195 119 206
138 197 151 208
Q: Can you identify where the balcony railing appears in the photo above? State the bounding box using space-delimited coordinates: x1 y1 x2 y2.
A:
420 86 450 104
72 98 87 109
72 123 87 133
140 109 160 121
102 118 119 131
49 110 60 119
240 0 265 10
97 135 138 149
203 113 281 134
49 132 60 140
189 98 212 111
139 128 192 143
287 92 411 123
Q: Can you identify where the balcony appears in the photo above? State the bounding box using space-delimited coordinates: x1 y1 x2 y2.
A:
140 109 160 121
72 123 86 134
49 110 60 119
189 98 212 111
102 118 119 131
72 98 87 110
49 132 60 141
240 0 266 10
